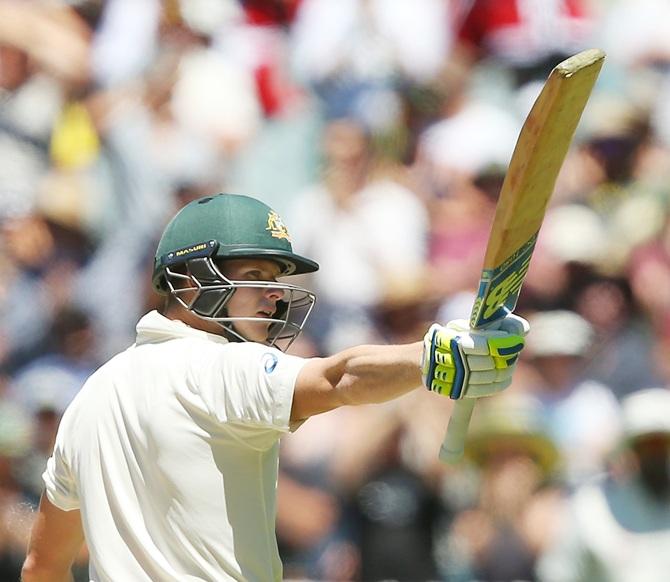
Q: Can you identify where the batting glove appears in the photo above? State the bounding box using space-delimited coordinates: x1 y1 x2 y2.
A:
421 314 529 399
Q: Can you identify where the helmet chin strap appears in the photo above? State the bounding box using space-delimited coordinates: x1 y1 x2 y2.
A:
219 320 253 344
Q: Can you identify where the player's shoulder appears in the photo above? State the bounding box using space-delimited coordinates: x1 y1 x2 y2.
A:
216 341 305 377
217 341 285 363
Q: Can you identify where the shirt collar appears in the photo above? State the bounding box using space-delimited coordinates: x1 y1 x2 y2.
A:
136 311 229 346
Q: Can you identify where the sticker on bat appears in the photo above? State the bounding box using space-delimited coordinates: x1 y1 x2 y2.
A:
471 234 538 328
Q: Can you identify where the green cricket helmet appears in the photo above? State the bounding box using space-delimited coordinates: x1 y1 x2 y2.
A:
153 193 319 350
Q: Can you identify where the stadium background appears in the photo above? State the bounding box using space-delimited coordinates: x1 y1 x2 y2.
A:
2 1 670 580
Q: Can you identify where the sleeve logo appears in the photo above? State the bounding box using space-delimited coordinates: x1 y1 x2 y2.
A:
263 352 279 374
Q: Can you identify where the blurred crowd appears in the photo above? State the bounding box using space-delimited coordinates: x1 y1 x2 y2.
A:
2 0 670 580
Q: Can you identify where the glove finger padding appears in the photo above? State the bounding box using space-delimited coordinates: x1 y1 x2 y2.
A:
468 366 514 385
465 377 513 398
421 315 528 399
467 355 496 371
421 324 468 397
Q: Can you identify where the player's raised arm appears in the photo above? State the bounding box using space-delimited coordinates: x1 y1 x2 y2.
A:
290 314 527 422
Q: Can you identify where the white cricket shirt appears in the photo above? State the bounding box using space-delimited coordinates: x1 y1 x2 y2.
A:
43 311 307 581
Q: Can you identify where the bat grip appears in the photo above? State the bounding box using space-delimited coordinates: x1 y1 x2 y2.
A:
439 399 475 463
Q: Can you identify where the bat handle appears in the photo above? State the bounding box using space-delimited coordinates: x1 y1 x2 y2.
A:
439 399 475 463
438 315 502 463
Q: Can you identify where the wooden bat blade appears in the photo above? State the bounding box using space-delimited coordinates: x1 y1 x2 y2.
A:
471 48 605 329
439 49 605 464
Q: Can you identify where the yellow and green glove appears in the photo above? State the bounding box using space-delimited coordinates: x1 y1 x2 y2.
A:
421 314 529 399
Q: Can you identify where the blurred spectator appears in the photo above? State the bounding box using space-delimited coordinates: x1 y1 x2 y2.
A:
290 0 451 130
652 320 670 387
456 0 594 87
91 0 160 88
627 210 670 332
5 305 98 508
418 101 518 185
0 213 59 363
573 271 662 398
8 305 98 415
575 94 670 271
425 163 508 301
0 399 33 579
0 1 90 217
597 0 670 72
277 467 356 581
352 422 441 581
275 337 360 580
3 1 670 579
520 205 607 312
15 407 60 505
289 117 428 352
414 58 520 302
628 243 670 327
277 393 446 581
437 393 563 581
0 212 94 369
224 0 324 211
170 40 262 154
524 310 621 484
537 387 670 582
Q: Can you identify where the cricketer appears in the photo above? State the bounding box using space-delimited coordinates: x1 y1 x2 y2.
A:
21 193 527 581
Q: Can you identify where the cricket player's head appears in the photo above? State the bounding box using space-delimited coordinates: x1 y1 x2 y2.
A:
152 193 319 350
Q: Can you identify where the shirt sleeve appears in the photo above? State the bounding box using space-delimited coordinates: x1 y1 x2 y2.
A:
42 432 80 511
200 342 307 433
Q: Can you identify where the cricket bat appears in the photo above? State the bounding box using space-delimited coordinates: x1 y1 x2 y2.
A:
439 49 606 464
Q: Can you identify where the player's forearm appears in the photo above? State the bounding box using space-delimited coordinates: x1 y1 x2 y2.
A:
292 342 424 421
329 342 424 406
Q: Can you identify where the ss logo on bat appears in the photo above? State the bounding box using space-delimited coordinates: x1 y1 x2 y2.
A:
482 256 532 320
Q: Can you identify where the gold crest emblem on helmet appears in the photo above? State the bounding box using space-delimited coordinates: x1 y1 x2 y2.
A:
266 211 291 241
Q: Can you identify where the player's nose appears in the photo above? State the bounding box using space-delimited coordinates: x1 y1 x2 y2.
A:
264 286 285 302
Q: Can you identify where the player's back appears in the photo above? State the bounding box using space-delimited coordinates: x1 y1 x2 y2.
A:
44 312 302 581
